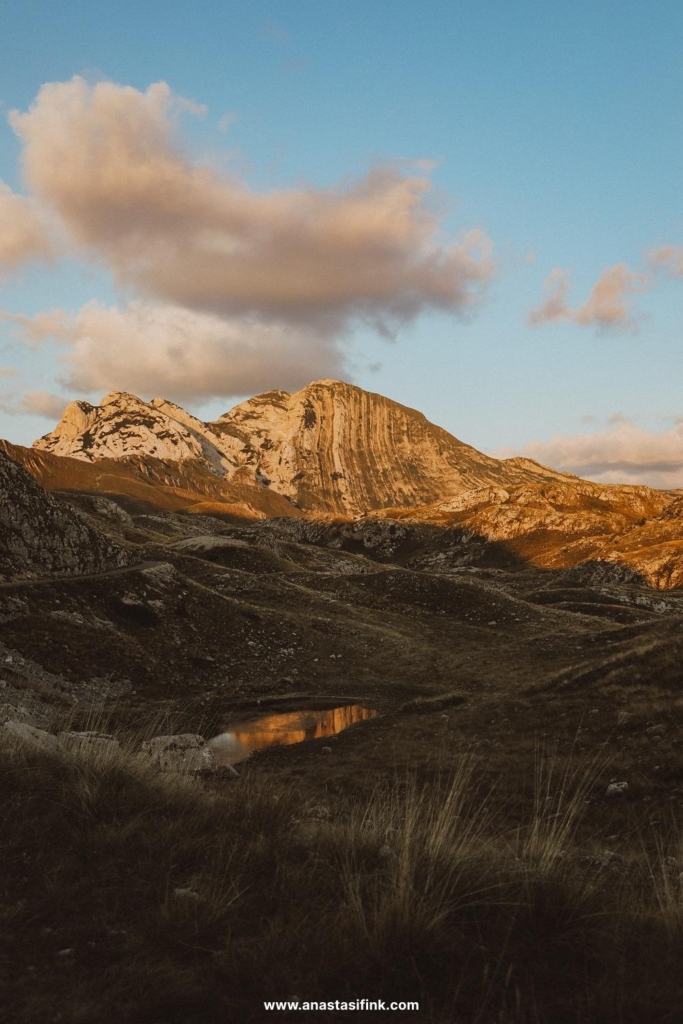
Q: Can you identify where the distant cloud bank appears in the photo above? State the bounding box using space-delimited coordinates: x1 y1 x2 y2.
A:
515 420 683 489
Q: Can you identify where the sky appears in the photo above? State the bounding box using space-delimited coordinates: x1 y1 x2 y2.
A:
1 0 683 487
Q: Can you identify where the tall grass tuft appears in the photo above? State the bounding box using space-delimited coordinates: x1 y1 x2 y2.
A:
3 723 683 1022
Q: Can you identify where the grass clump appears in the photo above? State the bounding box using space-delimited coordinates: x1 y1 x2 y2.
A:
2 730 683 1022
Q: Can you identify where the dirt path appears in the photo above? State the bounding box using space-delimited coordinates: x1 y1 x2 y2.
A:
0 560 167 590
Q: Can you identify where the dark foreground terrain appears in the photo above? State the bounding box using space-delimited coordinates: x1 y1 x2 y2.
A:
3 492 683 1022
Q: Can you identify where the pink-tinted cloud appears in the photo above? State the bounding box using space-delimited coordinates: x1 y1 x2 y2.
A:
10 77 494 336
648 245 683 277
3 300 348 404
0 388 68 418
0 181 52 274
518 420 683 489
529 264 647 330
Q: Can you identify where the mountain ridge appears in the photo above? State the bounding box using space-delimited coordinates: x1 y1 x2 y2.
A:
33 378 574 516
1 377 679 587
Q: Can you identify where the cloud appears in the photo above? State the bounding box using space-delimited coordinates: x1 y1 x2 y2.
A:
0 181 52 274
528 264 647 330
648 245 683 277
9 77 494 337
0 388 68 418
4 300 348 404
0 308 73 348
517 420 683 489
0 366 19 379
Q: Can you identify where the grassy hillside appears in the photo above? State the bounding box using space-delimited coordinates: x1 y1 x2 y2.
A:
3 731 683 1023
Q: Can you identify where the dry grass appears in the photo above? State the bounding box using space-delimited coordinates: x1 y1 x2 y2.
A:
2 727 683 1023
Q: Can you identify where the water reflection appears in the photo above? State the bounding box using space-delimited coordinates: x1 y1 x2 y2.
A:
207 704 377 765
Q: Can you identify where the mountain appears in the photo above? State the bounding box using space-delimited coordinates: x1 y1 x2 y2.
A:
33 380 568 516
0 377 678 587
0 447 130 582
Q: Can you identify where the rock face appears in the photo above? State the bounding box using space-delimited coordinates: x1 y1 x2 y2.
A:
0 448 130 582
33 380 569 516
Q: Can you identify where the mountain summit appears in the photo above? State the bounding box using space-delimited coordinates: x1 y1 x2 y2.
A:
33 379 565 516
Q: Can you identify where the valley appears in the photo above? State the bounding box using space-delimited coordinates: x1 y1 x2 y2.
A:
3 380 683 1022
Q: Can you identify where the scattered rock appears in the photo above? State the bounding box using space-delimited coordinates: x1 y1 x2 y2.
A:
321 746 333 755
605 781 629 798
646 724 665 735
616 712 632 727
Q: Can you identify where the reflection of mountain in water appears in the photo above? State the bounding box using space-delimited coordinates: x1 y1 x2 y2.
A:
208 704 377 765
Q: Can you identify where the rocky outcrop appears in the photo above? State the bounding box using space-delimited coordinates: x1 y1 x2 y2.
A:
0 448 130 582
366 478 683 587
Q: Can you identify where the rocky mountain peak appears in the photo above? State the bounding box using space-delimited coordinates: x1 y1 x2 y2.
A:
32 378 574 515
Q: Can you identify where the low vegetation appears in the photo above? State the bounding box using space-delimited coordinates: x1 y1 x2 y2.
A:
3 728 683 1023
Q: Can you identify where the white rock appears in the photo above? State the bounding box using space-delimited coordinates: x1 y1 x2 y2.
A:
605 781 629 797
3 721 60 752
141 733 214 774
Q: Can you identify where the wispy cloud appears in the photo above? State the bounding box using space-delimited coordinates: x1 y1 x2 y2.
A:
528 264 648 330
0 388 68 418
647 245 683 277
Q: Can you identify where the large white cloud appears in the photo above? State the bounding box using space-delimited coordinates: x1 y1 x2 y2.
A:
518 420 683 489
528 264 647 330
9 76 494 336
2 76 497 402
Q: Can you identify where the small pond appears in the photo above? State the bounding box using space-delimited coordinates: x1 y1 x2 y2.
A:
207 703 377 765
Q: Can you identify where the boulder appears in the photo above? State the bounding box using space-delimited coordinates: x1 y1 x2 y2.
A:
3 721 60 752
141 733 214 774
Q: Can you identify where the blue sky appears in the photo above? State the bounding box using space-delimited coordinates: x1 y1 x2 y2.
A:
1 1 682 486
